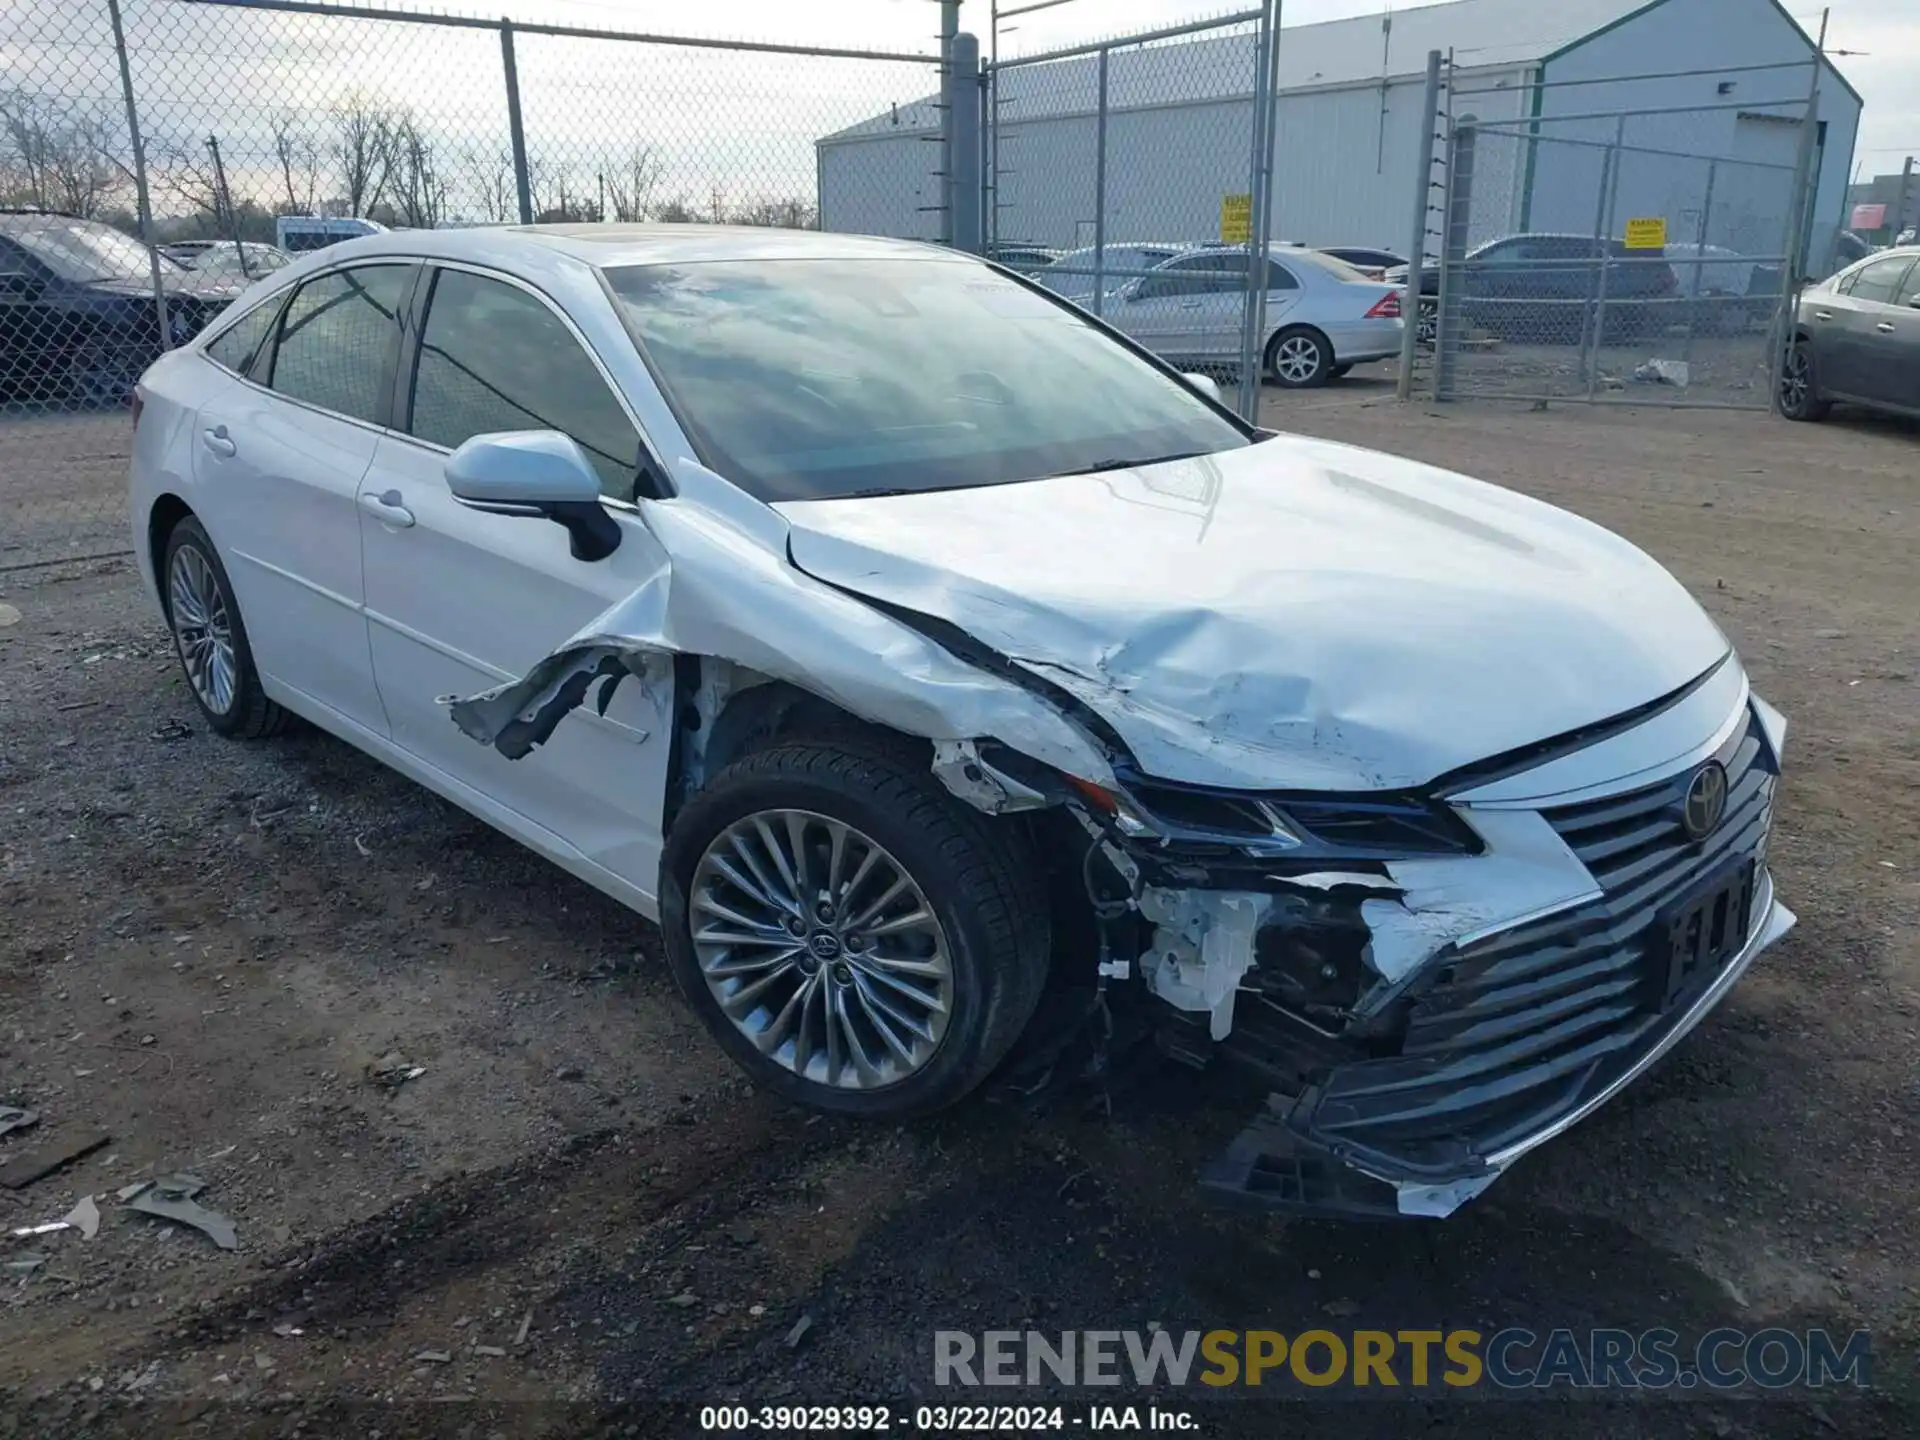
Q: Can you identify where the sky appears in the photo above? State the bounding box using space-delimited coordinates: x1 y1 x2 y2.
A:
539 0 1919 179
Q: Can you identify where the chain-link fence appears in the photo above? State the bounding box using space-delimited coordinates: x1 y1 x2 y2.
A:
1423 59 1819 409
0 0 947 568
983 10 1291 416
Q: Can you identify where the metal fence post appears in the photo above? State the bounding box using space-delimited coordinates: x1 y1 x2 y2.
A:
1770 10 1826 415
1235 0 1280 421
1586 114 1626 399
1091 48 1108 316
1397 50 1442 401
1432 117 1473 401
947 33 983 253
500 19 533 224
106 0 171 356
1679 158 1716 377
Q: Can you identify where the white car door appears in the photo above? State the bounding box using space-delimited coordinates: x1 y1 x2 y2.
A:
189 262 415 737
356 263 675 903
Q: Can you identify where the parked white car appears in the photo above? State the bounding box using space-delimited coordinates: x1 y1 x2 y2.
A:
1076 245 1405 387
129 225 1793 1218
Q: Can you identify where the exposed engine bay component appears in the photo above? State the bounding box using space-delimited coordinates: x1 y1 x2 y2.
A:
1138 889 1271 1041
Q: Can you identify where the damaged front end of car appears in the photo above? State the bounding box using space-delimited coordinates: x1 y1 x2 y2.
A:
443 458 1795 1220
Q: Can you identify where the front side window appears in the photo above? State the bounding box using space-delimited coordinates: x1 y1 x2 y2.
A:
604 257 1249 504
205 296 283 375
409 268 641 499
267 264 410 425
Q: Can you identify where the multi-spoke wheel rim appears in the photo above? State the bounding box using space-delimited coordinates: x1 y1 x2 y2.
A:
1781 348 1809 411
168 545 236 715
689 808 953 1091
1272 335 1322 384
1417 300 1438 346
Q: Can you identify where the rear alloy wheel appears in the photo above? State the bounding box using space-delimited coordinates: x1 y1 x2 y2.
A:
1416 297 1439 347
161 516 289 739
1778 341 1830 422
1265 327 1332 388
660 739 1050 1117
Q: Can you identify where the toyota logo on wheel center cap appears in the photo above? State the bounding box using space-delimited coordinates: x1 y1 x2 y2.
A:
1682 761 1728 841
807 931 842 961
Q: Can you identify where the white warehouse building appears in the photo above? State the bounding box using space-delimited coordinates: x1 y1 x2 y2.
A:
816 0 1860 269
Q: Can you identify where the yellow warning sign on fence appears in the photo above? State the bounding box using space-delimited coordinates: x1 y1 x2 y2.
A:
1623 216 1668 250
1220 193 1252 244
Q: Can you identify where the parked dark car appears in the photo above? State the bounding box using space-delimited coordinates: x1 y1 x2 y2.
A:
1781 245 1920 422
0 211 242 408
985 243 1060 275
1453 233 1678 343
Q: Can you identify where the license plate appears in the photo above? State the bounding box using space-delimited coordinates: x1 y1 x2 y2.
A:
1660 860 1755 1007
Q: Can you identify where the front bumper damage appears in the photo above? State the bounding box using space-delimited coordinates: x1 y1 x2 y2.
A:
1117 689 1795 1218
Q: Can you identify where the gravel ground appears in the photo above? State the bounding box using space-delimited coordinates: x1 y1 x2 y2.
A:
0 387 1915 1437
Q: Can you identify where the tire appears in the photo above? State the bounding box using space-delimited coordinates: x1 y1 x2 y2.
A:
1265 326 1332 388
659 738 1051 1118
1328 363 1354 380
1778 340 1830 422
1416 297 1438 347
160 515 290 739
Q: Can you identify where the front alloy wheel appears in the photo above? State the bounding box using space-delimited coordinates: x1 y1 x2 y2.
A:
689 809 954 1090
660 738 1050 1117
1778 342 1830 422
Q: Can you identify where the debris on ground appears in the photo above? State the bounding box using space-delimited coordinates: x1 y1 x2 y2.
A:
125 1172 237 1250
0 602 19 627
0 1131 111 1190
783 1315 814 1351
0 1107 39 1141
147 719 193 742
4 1253 47 1276
366 1053 426 1090
115 1180 153 1202
514 1311 533 1346
725 1221 757 1245
9 1219 70 1239
63 1195 100 1240
473 1345 506 1358
415 1350 452 1364
1633 358 1691 387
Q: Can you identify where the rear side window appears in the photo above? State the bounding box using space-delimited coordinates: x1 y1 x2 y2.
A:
205 297 282 375
267 265 410 425
408 268 640 499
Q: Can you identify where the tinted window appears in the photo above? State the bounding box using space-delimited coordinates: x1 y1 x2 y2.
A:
604 257 1247 504
268 265 410 425
1141 253 1244 298
1897 260 1920 307
410 268 641 498
205 297 283 375
1848 256 1915 305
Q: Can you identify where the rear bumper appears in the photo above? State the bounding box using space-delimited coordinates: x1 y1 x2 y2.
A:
1202 875 1795 1218
1320 318 1403 364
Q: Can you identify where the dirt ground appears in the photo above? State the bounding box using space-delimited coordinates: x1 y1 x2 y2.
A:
1 386 1916 1438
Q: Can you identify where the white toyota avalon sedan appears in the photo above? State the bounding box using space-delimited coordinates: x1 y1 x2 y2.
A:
129 225 1794 1219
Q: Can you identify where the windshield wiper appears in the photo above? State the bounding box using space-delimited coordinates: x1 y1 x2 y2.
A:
1048 450 1210 478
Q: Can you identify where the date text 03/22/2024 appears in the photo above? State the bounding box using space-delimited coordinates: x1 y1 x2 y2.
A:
698 1405 1197 1431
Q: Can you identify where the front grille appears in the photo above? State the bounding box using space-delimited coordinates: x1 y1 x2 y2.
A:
1292 710 1777 1177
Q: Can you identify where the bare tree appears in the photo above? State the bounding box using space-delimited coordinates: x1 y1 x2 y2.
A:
455 143 513 223
331 91 395 218
728 195 818 230
271 112 321 215
0 93 128 217
601 143 663 222
652 195 700 224
151 133 224 225
533 155 594 223
387 112 449 228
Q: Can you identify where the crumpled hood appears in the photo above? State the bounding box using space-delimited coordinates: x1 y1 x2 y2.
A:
776 435 1730 792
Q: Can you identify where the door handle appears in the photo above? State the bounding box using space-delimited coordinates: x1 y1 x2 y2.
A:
1178 300 1204 309
359 489 415 528
201 425 236 458
1876 321 1897 333
1813 310 1834 321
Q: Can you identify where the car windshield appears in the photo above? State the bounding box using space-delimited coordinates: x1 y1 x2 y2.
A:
7 219 182 282
604 257 1248 504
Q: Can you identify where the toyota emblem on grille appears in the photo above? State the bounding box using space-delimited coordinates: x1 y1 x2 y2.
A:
1682 761 1728 841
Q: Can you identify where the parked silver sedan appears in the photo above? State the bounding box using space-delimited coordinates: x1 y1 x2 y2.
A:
1076 245 1405 388
1782 245 1920 422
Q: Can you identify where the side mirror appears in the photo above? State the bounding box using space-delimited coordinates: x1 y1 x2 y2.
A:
1181 372 1223 405
445 430 622 562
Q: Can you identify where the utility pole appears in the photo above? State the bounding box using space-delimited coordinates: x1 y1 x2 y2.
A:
1895 155 1915 242
206 134 245 268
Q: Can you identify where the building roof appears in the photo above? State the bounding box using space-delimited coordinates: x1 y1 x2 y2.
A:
824 0 1654 143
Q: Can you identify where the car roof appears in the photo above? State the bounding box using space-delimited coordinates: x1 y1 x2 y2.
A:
319 223 959 270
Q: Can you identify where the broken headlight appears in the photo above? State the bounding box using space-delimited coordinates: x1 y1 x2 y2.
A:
1118 780 1481 860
